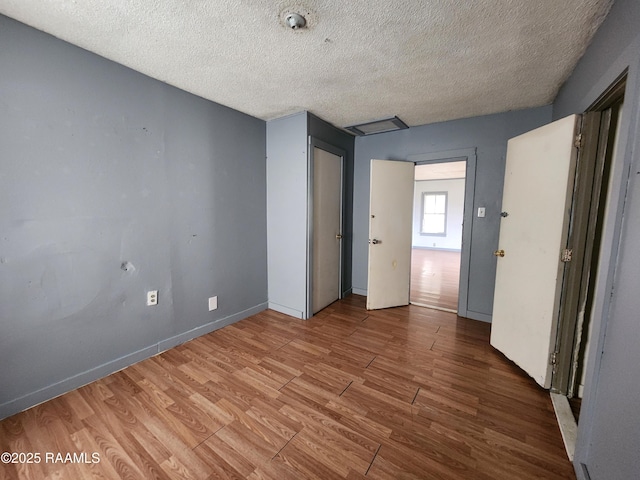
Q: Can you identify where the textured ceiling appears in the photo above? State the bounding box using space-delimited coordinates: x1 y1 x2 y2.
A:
415 162 466 181
0 0 613 129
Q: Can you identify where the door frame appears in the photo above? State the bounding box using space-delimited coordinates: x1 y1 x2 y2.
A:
306 137 345 319
408 148 477 319
552 73 627 396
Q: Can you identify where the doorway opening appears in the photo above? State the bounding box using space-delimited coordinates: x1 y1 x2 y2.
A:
410 161 466 313
365 150 476 317
548 74 626 462
553 71 627 403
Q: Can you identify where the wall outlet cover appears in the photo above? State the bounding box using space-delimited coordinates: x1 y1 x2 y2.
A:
147 290 158 306
208 296 218 311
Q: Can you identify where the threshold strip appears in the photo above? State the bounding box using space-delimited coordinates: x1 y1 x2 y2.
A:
550 392 578 461
410 301 457 314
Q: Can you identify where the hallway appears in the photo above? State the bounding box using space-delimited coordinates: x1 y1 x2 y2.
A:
410 248 461 312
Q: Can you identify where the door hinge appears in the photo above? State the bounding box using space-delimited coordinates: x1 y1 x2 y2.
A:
574 133 583 149
550 352 558 372
561 249 573 262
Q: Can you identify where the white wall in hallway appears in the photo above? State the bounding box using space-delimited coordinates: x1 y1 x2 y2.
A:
412 178 465 250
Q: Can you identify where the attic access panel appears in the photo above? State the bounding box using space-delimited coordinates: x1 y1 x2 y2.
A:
345 116 409 136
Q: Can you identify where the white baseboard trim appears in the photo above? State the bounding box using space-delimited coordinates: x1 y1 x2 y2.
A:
0 302 268 420
462 310 492 323
268 302 304 319
158 302 268 352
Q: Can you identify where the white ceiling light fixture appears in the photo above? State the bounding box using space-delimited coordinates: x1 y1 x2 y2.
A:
345 116 410 136
285 12 307 30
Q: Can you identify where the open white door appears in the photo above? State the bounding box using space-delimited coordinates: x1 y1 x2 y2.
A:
367 159 414 310
491 114 580 388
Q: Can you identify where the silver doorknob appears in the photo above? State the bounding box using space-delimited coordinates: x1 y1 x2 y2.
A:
370 239 382 245
336 234 343 240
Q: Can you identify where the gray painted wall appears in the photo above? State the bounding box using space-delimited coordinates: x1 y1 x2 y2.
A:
0 16 268 419
352 107 552 318
266 112 354 317
266 112 309 317
553 0 640 478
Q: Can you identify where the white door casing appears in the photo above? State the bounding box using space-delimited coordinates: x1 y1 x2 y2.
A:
367 159 415 310
490 114 580 388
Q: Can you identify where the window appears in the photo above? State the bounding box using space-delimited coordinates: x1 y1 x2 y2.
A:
421 192 447 235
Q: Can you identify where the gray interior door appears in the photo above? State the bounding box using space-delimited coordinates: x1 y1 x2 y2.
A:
311 146 343 314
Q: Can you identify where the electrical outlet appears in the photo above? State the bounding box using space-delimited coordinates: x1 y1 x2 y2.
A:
208 296 218 311
147 290 158 306
478 207 486 218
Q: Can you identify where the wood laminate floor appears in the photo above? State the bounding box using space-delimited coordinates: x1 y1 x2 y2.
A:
410 249 461 312
0 296 575 479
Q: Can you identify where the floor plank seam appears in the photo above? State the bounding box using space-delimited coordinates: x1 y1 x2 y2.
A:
346 328 360 339
278 376 297 391
191 423 225 452
271 431 299 460
339 381 353 397
365 444 382 476
365 356 377 369
361 315 369 322
276 339 294 351
411 387 421 405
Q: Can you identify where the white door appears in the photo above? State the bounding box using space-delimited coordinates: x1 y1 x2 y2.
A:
367 159 415 310
491 115 579 388
312 147 342 314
